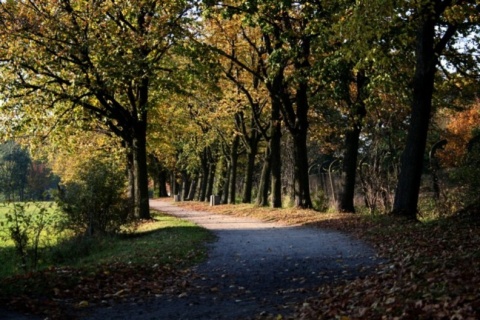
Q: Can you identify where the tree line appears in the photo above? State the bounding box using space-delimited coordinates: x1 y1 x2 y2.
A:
0 141 58 202
0 0 479 220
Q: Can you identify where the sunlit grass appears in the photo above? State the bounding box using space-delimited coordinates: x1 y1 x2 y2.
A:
62 211 215 269
0 202 62 277
0 206 214 278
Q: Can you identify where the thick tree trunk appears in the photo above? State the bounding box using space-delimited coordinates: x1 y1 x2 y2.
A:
270 123 282 208
148 155 160 198
290 79 312 209
170 171 177 197
158 170 168 197
277 36 312 209
197 174 205 201
339 128 361 213
270 101 282 208
205 162 216 201
181 171 191 201
199 149 209 201
339 129 362 213
293 130 313 208
256 147 271 206
149 155 168 198
338 72 367 213
126 148 135 203
132 129 151 219
228 135 240 204
393 16 437 219
187 175 198 200
242 135 259 203
221 159 230 204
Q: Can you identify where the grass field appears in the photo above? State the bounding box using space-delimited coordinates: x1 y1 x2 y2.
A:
0 203 214 277
0 202 58 239
0 202 58 277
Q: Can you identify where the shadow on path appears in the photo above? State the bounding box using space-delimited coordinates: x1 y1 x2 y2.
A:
82 200 383 320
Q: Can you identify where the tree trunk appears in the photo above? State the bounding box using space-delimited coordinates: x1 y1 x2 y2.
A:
393 15 437 219
126 148 135 204
149 155 168 198
290 79 312 209
158 170 168 197
338 72 367 213
293 130 313 208
221 159 230 204
199 149 209 201
205 162 216 201
270 101 282 208
181 171 191 201
170 171 176 197
187 175 198 200
242 134 259 203
256 147 271 206
228 135 240 204
197 174 205 201
338 128 361 213
132 129 151 220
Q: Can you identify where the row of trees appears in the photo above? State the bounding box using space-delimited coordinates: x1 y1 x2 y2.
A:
0 141 58 201
0 0 479 220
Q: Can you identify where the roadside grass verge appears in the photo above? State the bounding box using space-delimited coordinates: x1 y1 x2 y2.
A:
0 208 214 318
176 199 480 319
48 213 214 268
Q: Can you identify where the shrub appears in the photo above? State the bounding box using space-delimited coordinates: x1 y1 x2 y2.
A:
55 158 134 236
0 202 58 272
452 132 480 210
312 189 329 212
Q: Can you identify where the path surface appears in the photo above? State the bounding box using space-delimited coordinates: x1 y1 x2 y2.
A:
83 200 382 320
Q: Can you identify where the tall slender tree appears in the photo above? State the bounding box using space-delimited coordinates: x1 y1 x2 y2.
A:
393 0 480 218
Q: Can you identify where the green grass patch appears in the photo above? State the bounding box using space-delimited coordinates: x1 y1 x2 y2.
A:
1 208 214 278
48 211 215 269
0 201 61 277
1 203 214 277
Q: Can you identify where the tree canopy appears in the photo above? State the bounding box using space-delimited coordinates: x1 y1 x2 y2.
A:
0 0 479 219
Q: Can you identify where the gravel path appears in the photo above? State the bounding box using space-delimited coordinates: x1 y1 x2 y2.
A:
1 200 382 320
82 200 381 319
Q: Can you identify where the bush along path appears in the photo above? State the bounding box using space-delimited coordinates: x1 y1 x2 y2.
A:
83 200 382 320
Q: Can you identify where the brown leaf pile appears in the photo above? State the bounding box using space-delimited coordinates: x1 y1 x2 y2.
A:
296 217 480 319
177 200 480 319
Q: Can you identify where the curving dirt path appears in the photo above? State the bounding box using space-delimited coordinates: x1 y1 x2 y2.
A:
81 199 382 320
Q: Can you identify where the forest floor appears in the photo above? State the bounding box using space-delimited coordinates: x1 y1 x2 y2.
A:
2 199 480 319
